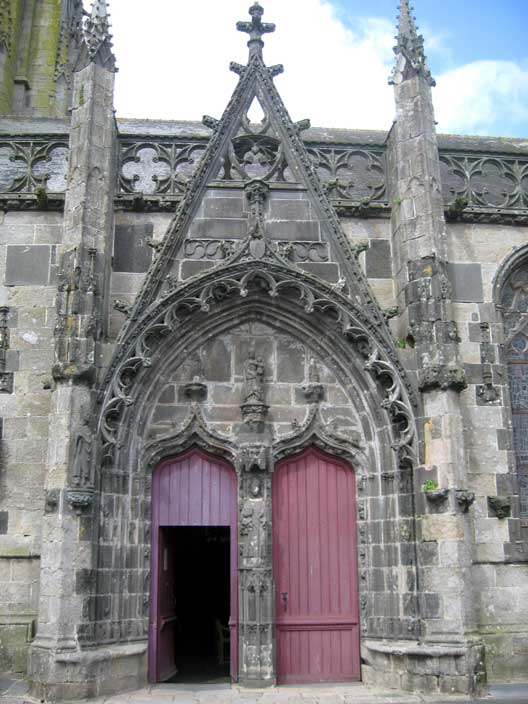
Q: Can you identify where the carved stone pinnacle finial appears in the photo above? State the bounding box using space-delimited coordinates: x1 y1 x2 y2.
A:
77 0 116 72
389 0 434 87
236 2 276 61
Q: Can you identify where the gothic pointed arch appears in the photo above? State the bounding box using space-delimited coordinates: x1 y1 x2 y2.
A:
97 257 418 474
496 245 528 518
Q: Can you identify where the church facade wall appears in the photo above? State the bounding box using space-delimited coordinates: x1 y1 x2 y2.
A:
0 0 527 697
0 209 66 674
2 202 527 684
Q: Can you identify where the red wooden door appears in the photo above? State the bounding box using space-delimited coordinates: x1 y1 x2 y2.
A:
149 449 238 682
273 448 360 684
156 527 178 681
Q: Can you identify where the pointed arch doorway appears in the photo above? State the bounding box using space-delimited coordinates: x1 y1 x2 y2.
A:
148 449 238 683
273 448 361 684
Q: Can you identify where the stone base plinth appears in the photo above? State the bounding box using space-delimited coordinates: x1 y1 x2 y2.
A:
362 639 487 696
28 642 147 701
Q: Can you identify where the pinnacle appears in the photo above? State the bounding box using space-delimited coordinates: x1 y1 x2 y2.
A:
236 2 276 62
90 0 109 20
397 0 418 42
78 0 116 71
390 0 435 86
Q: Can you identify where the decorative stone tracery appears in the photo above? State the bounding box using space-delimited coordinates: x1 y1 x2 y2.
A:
500 256 528 518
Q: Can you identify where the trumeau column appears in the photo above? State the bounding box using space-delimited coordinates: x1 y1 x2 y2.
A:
235 215 275 685
29 2 116 699
387 0 484 681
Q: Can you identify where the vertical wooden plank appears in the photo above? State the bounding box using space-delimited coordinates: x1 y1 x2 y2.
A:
202 458 211 526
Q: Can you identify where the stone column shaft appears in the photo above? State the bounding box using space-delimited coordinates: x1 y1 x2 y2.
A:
389 66 478 647
29 56 116 695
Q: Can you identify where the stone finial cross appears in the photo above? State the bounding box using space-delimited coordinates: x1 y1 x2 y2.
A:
237 2 275 59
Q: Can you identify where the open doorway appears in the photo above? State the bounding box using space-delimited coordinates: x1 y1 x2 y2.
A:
149 450 238 684
163 526 231 682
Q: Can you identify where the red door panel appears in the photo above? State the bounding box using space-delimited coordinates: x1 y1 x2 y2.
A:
273 448 360 684
149 449 238 682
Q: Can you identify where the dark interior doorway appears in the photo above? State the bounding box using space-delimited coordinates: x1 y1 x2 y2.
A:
163 526 231 683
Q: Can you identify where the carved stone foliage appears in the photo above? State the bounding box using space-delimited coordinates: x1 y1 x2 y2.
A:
273 405 364 468
440 153 528 211
144 404 238 472
119 141 207 195
183 239 329 263
308 147 387 203
455 489 475 513
66 489 94 515
0 140 69 193
488 496 512 520
501 259 528 518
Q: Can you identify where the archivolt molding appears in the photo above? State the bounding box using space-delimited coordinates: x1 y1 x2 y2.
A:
143 403 238 472
273 404 366 471
143 402 367 480
493 243 528 306
97 259 418 473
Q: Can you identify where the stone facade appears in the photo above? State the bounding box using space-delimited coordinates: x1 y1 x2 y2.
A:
0 0 527 700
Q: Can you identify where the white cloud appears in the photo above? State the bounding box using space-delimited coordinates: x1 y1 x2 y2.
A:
103 0 396 130
83 1 527 137
434 60 528 136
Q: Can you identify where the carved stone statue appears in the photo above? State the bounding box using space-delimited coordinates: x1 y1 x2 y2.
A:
71 404 94 487
243 346 266 404
240 343 269 430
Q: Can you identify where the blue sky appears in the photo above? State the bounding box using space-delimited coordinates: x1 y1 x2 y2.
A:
97 0 528 138
334 0 527 68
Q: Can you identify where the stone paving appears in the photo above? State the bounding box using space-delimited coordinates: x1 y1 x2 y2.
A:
36 682 528 704
89 683 458 704
2 677 528 704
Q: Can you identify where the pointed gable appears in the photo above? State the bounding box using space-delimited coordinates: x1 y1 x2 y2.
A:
122 2 390 345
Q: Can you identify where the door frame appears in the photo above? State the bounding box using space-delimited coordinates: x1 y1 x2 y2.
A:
148 448 238 682
272 446 361 684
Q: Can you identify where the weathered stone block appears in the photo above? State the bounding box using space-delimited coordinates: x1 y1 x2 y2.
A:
5 245 51 285
203 196 244 219
265 220 320 241
276 337 305 382
189 218 247 239
419 592 441 618
204 338 232 381
157 385 175 404
113 224 153 273
447 263 484 303
366 240 392 278
268 198 311 220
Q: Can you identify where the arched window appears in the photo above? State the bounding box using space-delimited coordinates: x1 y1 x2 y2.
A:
501 262 528 519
